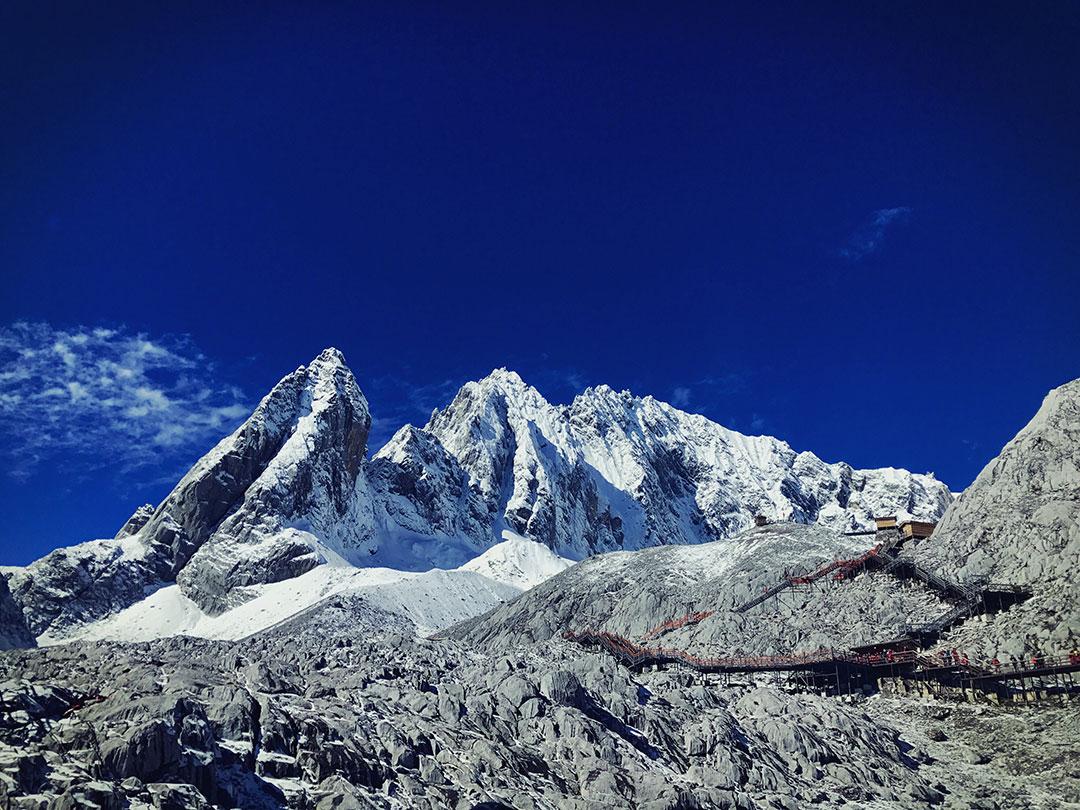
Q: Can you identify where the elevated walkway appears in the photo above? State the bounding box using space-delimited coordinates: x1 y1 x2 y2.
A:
577 525 1040 698
731 529 1029 647
563 628 894 676
733 532 902 613
563 630 1080 698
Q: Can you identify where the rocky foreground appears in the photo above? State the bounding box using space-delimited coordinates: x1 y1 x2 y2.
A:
2 370 1077 808
3 604 1077 810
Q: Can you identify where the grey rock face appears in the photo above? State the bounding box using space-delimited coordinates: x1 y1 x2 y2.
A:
3 616 1075 810
368 425 490 547
142 357 322 577
914 378 1080 659
0 573 33 649
8 538 162 638
451 522 947 655
173 348 376 613
114 503 155 539
539 670 584 706
918 378 1080 586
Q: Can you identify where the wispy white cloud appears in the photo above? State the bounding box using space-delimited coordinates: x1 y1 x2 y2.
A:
840 207 912 261
670 386 692 408
0 322 250 479
662 372 748 414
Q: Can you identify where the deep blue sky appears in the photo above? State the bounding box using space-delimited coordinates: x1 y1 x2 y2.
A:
2 3 1078 564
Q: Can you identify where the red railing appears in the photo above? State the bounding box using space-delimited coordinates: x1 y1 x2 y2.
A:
742 543 886 607
799 543 884 584
564 629 882 671
642 610 715 639
919 652 1080 676
564 629 1080 680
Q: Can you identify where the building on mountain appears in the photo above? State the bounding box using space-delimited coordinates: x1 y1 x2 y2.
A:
874 515 898 530
899 520 936 541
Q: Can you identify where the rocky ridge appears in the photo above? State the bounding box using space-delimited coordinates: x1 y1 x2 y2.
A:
2 599 1076 810
914 378 1080 660
0 575 33 651
450 522 949 655
6 349 951 641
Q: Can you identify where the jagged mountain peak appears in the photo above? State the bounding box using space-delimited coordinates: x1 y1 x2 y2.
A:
476 366 529 388
11 348 380 633
311 345 349 366
7 350 958 640
300 347 369 423
573 383 637 414
398 363 952 558
578 382 627 398
437 367 552 420
377 422 426 454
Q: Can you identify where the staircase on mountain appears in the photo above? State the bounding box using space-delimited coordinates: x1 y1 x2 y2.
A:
733 529 902 613
731 528 1029 650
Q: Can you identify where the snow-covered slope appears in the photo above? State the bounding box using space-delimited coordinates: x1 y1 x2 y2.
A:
392 369 951 559
39 533 572 645
5 348 951 642
458 530 574 589
45 564 523 644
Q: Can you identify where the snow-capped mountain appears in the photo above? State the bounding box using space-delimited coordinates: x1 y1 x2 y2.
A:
7 348 951 640
10 349 381 632
456 376 1080 665
405 369 951 559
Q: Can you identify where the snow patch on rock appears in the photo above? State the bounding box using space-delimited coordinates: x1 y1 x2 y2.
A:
458 530 575 589
45 561 523 645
